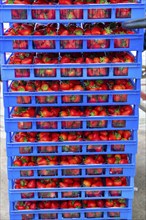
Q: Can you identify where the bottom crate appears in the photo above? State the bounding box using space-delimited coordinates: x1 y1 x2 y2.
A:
10 208 132 220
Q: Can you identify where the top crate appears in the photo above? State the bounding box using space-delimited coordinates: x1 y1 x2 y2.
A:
0 1 145 23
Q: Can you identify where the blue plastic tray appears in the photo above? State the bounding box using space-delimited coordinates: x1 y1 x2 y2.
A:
6 141 138 156
1 64 143 81
4 88 139 131
6 130 138 156
5 115 139 132
0 2 145 23
8 129 138 144
2 75 141 107
4 104 139 131
7 153 136 179
9 176 134 201
9 187 134 201
8 165 136 179
5 130 138 159
0 33 144 52
9 209 133 220
9 205 133 220
2 90 141 107
0 50 143 81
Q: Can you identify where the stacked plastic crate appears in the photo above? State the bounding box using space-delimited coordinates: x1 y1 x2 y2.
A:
0 0 145 220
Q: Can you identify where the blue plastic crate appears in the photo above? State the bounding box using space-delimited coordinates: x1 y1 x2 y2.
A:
9 186 134 200
0 50 143 81
0 2 145 23
7 153 136 179
2 76 141 107
9 176 134 201
9 209 133 220
9 205 133 220
4 103 139 132
0 33 144 52
5 129 138 157
8 165 136 179
4 115 139 132
1 64 143 81
7 133 138 168
2 90 141 107
5 116 139 132
0 50 142 78
6 141 138 156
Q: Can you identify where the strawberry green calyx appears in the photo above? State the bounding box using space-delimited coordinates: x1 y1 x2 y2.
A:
96 79 103 85
90 112 95 116
100 57 106 63
8 0 13 3
104 27 112 34
74 30 83 35
41 84 49 91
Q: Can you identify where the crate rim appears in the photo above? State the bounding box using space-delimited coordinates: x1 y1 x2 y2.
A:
7 139 138 146
1 2 145 10
0 34 143 40
4 90 140 96
7 115 138 121
1 63 141 69
9 186 134 193
8 163 135 170
10 207 132 214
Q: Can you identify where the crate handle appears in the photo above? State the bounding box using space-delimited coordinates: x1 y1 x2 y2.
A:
122 18 146 29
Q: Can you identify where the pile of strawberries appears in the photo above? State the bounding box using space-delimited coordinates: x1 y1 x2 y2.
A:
13 130 132 144
10 79 134 92
9 51 135 64
13 155 129 166
6 23 134 36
